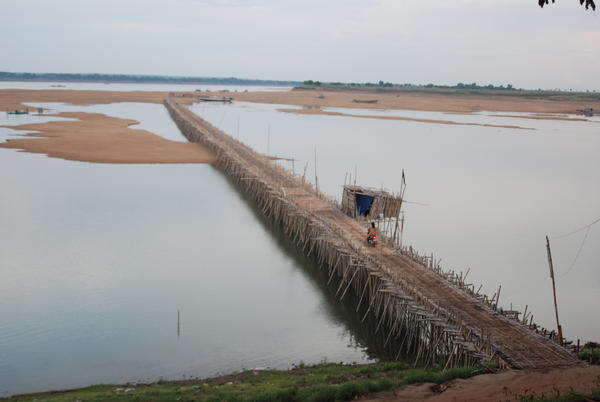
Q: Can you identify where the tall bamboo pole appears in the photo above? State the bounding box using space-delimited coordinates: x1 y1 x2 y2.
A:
545 235 563 343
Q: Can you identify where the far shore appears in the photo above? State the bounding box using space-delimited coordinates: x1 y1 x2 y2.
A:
2 88 600 116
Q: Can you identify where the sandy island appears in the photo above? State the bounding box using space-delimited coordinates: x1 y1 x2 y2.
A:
2 87 599 116
0 112 215 164
278 108 531 129
0 89 212 164
228 89 600 115
0 89 169 111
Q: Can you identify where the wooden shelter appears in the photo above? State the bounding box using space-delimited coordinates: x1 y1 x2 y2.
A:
341 185 402 220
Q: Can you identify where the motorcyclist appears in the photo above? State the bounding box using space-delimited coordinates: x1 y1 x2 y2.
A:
367 222 378 245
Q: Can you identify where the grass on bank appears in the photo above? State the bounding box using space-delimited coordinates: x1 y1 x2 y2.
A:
5 362 487 402
579 345 600 365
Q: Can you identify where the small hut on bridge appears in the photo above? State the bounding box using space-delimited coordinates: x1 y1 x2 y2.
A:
341 185 402 219
341 185 405 247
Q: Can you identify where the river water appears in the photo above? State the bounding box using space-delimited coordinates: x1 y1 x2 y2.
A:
190 101 600 343
0 81 291 93
0 103 372 397
1 89 598 396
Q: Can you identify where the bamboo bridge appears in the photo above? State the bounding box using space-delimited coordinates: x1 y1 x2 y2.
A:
165 97 581 370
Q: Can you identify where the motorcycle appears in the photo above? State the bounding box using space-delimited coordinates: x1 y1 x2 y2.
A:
367 235 378 247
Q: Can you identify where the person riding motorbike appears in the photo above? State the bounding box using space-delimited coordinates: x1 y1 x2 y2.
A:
367 222 378 245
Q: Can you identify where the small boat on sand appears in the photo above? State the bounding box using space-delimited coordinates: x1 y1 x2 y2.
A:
576 108 595 117
353 99 378 104
199 96 233 103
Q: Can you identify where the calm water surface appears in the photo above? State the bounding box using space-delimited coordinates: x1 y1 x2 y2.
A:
0 105 372 396
190 101 600 343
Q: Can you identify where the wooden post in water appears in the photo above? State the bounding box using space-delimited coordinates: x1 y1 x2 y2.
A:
314 146 319 196
545 235 563 343
267 125 271 156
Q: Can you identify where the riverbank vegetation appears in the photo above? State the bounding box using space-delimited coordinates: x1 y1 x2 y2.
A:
294 82 600 102
579 343 600 365
4 362 484 402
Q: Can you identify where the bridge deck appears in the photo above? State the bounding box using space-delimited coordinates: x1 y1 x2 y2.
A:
167 98 580 369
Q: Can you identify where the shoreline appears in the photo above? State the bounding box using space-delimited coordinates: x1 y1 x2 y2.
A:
3 363 599 401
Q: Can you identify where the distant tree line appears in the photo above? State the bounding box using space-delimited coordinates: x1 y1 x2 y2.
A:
303 80 520 91
443 82 516 91
304 80 394 87
0 72 301 86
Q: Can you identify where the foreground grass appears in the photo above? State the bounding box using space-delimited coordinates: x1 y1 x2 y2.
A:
579 345 600 365
5 362 485 402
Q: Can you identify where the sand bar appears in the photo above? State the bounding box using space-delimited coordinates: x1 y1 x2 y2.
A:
278 108 531 129
0 112 216 164
230 89 600 115
0 89 174 112
2 88 599 116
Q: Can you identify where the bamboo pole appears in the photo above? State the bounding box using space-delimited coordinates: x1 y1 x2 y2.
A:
545 236 563 343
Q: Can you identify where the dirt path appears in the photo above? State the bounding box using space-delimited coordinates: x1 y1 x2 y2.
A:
365 365 600 401
0 112 215 164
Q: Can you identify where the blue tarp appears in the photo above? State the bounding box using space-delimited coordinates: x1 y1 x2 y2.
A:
355 194 374 216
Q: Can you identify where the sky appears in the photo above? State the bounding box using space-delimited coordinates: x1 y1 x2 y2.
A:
1 0 599 90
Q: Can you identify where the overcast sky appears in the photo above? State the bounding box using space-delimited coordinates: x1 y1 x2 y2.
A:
1 0 598 90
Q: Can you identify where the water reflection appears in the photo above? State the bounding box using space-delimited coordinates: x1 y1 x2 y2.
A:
0 103 378 396
220 172 390 360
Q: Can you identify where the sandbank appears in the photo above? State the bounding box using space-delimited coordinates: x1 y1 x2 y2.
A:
278 108 531 129
0 89 172 112
0 112 215 164
2 88 599 117
230 89 600 116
